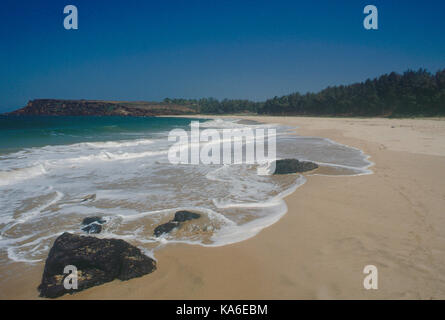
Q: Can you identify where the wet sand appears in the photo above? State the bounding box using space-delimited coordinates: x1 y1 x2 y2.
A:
2 116 445 299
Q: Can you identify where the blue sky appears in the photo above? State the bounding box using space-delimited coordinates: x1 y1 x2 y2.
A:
1 0 444 112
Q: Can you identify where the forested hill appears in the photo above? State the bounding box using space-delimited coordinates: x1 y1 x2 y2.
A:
259 69 445 117
164 69 445 117
8 100 198 116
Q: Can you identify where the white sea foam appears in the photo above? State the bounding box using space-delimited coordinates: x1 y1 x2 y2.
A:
209 200 288 246
199 118 246 129
61 149 169 163
213 175 305 209
83 139 154 148
7 247 42 263
0 163 47 186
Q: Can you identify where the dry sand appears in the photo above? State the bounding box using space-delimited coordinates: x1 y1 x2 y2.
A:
2 116 445 299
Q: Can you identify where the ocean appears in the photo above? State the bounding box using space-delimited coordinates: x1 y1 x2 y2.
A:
0 115 372 264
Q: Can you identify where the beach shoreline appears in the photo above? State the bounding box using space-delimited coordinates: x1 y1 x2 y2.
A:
2 115 445 299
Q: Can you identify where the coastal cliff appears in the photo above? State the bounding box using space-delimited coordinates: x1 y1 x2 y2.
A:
7 99 198 116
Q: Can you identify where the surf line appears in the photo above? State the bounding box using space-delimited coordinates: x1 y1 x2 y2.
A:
167 121 277 174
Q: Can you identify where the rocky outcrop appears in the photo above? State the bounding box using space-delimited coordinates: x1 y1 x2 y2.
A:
273 159 318 174
38 232 156 298
81 216 106 234
154 221 180 237
7 99 198 117
82 216 105 225
173 210 201 222
154 210 201 237
81 223 102 234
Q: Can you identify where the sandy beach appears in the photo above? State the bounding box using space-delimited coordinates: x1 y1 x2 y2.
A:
2 116 445 300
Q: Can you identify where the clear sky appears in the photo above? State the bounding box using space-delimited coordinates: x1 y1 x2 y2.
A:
1 0 444 112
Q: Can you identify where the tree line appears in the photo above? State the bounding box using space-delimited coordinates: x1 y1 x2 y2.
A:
162 69 445 117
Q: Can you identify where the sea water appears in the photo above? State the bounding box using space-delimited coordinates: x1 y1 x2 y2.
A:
0 115 372 264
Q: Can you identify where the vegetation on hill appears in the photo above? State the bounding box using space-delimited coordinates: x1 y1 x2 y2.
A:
164 69 445 117
8 99 198 116
260 69 445 117
162 97 258 114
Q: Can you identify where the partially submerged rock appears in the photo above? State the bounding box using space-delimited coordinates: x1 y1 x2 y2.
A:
153 221 180 237
81 216 106 234
38 232 156 298
81 223 102 234
82 216 105 225
173 210 201 222
273 159 318 174
153 211 201 237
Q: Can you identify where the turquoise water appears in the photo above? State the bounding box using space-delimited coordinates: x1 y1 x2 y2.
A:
0 115 199 153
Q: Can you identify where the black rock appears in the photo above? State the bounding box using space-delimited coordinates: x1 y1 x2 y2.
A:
82 216 105 225
81 223 102 234
273 159 318 175
153 211 202 237
38 232 156 298
153 221 180 237
173 211 201 222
